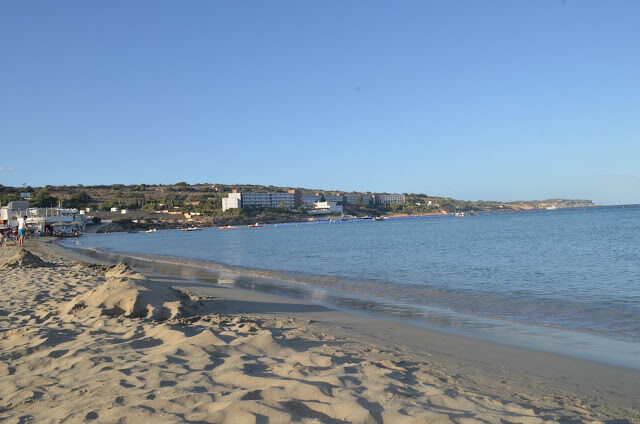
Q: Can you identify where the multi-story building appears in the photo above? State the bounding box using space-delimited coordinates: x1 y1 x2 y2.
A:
241 192 271 209
289 189 302 208
345 194 372 204
345 194 360 204
221 189 302 211
302 194 322 207
270 192 296 209
323 194 345 204
374 193 406 205
221 192 242 211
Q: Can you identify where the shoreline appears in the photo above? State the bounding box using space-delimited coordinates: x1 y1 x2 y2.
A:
2 241 639 422
86 204 614 234
62 241 640 370
60 242 640 377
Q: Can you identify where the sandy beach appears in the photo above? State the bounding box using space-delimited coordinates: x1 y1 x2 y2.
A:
1 241 638 423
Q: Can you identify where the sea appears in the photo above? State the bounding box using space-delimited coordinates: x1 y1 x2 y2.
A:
65 205 640 369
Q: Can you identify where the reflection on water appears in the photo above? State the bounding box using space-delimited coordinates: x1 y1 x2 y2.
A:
217 276 237 285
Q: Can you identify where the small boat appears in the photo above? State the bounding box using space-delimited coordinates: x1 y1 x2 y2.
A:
374 216 386 221
219 225 237 230
182 227 203 232
145 228 157 233
248 223 262 228
546 206 557 210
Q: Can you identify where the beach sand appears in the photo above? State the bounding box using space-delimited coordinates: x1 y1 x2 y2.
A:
1 242 638 423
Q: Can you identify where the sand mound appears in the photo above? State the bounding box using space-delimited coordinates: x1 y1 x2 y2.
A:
0 249 51 269
63 262 194 321
105 262 140 279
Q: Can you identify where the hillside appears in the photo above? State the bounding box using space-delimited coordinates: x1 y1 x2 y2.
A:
0 183 596 230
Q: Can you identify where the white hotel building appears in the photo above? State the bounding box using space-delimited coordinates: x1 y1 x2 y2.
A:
222 190 301 211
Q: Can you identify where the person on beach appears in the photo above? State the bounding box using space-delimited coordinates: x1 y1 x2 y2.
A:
17 215 28 247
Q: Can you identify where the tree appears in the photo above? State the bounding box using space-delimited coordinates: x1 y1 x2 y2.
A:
31 192 59 208
0 187 21 205
64 192 93 208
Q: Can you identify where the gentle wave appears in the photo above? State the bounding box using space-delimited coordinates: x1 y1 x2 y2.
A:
65 206 640 367
67 244 640 369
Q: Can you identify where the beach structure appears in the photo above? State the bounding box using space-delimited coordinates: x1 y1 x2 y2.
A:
0 201 86 233
222 189 302 211
1 201 31 231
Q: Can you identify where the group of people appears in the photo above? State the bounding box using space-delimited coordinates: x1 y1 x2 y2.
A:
0 216 29 247
0 218 82 246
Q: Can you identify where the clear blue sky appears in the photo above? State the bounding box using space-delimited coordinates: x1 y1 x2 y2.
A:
1 1 639 205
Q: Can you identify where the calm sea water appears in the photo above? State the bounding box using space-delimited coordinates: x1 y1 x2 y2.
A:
67 206 640 368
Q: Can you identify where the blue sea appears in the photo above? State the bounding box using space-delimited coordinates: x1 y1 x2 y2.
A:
66 206 640 368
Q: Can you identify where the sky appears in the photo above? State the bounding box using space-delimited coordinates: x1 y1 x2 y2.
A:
1 1 639 205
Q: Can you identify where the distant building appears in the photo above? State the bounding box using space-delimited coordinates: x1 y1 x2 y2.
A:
345 194 371 204
309 201 343 215
374 194 406 205
271 192 297 209
290 189 303 208
323 194 345 204
222 189 302 211
302 194 322 207
239 192 270 209
221 192 242 211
